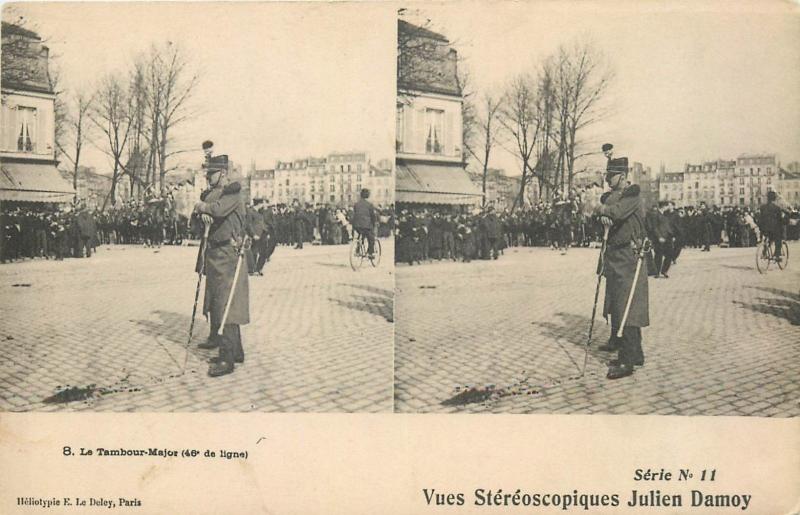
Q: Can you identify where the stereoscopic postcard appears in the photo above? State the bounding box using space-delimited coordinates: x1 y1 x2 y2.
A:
0 1 797 513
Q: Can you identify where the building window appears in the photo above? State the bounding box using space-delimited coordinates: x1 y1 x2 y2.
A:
425 108 444 154
15 106 38 152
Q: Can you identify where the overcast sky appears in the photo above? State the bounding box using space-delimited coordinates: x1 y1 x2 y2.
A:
410 0 800 176
6 2 396 173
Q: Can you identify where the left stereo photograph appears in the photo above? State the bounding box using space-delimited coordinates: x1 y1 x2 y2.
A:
0 2 396 412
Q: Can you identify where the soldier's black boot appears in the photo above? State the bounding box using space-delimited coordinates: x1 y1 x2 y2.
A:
208 346 234 377
608 328 641 378
606 362 634 379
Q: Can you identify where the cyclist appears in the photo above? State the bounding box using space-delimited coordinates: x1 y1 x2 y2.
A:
758 191 787 263
353 188 377 258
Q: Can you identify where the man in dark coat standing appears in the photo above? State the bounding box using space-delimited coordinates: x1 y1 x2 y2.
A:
698 202 712 251
291 200 305 249
255 204 277 273
76 202 96 258
481 206 502 259
594 156 649 380
647 201 674 278
245 202 265 275
193 155 250 377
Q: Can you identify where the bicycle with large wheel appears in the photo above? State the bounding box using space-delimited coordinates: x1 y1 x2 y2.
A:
756 235 788 273
349 230 381 271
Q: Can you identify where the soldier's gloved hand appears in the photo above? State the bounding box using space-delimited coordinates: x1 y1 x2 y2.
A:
600 216 613 227
201 214 213 226
658 237 666 243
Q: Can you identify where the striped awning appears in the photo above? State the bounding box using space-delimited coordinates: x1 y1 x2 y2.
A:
0 160 75 203
396 162 481 205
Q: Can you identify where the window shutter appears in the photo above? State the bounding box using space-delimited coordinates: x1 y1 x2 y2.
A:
414 107 426 154
445 110 454 157
37 107 48 155
0 104 8 151
6 106 17 151
403 105 413 153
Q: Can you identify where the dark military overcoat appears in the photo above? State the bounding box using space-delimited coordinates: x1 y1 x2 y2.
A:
195 182 250 327
597 185 650 328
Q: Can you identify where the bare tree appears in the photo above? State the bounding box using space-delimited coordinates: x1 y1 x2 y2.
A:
466 93 503 207
56 89 94 190
123 60 149 198
142 42 200 191
535 59 557 199
551 40 614 191
90 73 134 207
499 72 548 211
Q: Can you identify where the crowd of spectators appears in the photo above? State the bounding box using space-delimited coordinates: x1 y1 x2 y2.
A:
395 186 800 266
1 195 395 264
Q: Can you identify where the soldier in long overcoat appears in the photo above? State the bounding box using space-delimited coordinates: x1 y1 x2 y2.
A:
193 155 250 377
594 157 649 379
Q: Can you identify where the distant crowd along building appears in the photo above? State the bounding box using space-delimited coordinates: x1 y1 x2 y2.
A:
1 22 75 207
657 154 800 208
248 152 393 208
395 19 482 210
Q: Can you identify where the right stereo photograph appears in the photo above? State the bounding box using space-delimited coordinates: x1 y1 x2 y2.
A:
393 4 800 415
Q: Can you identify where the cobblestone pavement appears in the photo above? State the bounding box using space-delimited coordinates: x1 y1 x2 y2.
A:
0 239 393 412
395 243 800 415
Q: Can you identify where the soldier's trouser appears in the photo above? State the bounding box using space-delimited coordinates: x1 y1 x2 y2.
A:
245 248 256 273
81 236 92 257
615 326 643 366
254 235 271 272
487 237 499 259
211 323 243 362
443 233 455 259
654 242 673 275
672 238 683 262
